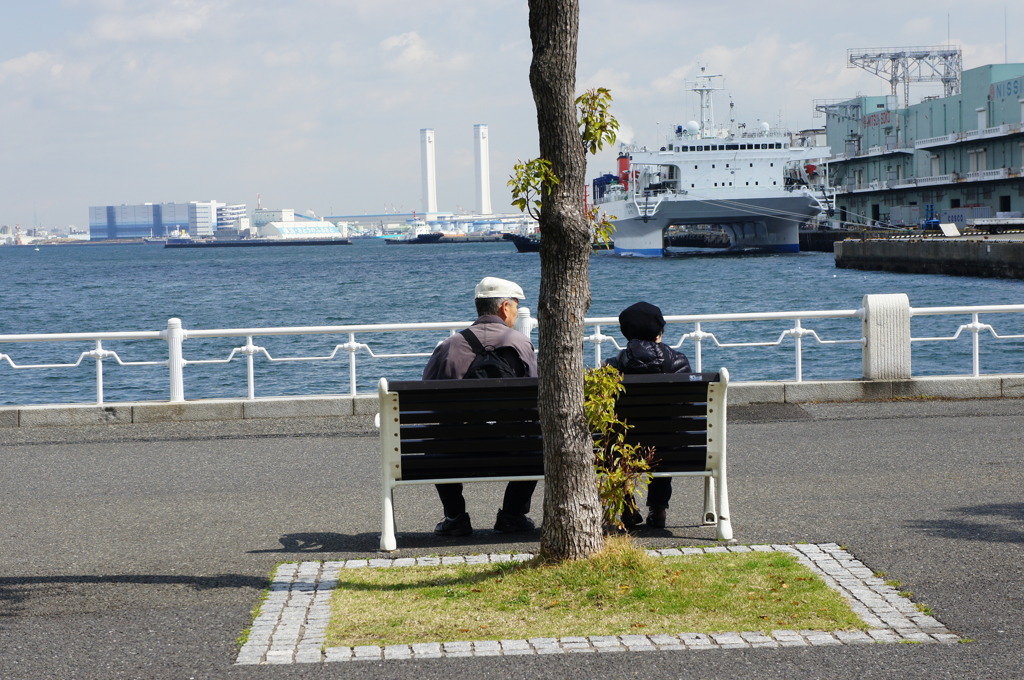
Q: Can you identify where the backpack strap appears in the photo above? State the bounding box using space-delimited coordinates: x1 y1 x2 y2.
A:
459 328 487 354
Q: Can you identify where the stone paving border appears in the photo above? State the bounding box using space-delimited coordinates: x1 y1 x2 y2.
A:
235 543 960 665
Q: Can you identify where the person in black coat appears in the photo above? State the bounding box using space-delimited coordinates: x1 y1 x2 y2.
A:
606 301 691 528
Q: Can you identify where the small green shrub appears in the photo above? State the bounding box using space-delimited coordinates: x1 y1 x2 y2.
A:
584 365 654 531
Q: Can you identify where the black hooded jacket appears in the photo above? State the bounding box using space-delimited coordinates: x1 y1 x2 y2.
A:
606 339 691 375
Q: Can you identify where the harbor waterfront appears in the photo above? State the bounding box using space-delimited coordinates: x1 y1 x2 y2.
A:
2 238 1023 407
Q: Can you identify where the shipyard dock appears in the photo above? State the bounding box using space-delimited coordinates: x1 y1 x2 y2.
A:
834 232 1024 278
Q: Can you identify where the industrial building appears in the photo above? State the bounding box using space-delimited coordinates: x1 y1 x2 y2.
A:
88 201 246 240
821 52 1024 229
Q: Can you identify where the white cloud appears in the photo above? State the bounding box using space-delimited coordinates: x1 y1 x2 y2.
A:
0 51 60 83
381 32 436 70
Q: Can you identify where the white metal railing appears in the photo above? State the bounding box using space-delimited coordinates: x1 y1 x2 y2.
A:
582 309 865 382
908 305 1024 378
2 298 1024 406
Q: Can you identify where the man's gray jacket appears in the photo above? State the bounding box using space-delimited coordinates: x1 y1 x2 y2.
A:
422 315 537 380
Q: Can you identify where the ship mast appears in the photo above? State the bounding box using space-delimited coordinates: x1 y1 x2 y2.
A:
688 67 723 138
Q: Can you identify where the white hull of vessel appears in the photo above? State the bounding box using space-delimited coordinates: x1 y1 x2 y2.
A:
604 190 822 256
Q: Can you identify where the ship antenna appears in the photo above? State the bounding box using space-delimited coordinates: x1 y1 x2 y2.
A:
688 68 723 137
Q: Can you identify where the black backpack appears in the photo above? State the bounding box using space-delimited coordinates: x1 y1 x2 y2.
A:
459 329 520 379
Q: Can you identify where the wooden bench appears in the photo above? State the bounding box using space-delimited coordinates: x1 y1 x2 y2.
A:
376 369 731 550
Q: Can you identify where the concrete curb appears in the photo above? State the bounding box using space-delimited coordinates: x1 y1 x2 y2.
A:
2 376 1023 428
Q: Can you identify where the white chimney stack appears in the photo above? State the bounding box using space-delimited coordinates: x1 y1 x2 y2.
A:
474 124 492 215
420 128 437 215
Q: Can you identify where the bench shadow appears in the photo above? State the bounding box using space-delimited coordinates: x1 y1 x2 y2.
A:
254 524 720 555
906 502 1024 544
251 530 543 554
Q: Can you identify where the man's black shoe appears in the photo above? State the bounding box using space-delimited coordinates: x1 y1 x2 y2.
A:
622 507 644 529
646 507 668 529
434 513 472 537
494 509 536 533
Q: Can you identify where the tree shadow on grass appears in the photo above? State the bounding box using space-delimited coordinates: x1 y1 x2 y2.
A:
907 502 1024 544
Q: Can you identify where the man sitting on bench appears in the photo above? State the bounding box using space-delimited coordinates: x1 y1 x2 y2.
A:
422 276 539 537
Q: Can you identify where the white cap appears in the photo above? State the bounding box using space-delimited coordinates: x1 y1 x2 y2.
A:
474 276 525 300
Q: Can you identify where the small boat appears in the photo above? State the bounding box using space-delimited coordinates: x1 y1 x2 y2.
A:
507 233 613 253
384 232 444 245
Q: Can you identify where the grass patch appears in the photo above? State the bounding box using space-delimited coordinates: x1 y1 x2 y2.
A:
326 539 865 647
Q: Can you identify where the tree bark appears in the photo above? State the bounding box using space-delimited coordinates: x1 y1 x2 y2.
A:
528 0 604 561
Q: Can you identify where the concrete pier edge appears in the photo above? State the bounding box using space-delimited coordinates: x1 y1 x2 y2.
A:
3 375 1023 428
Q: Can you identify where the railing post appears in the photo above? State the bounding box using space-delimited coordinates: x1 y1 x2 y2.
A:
94 339 105 404
862 294 911 379
692 322 704 373
245 336 256 400
348 332 358 397
971 313 982 377
592 324 603 367
793 319 804 382
166 318 186 402
515 306 536 339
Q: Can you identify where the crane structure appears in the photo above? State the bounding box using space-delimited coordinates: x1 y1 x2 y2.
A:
847 46 962 108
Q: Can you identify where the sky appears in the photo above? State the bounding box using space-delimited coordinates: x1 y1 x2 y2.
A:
2 0 1021 229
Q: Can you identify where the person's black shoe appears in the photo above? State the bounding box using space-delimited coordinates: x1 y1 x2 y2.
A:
622 507 644 529
494 509 536 533
434 513 472 537
646 507 667 529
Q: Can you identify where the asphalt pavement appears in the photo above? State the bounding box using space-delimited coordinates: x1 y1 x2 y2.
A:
1 400 1022 679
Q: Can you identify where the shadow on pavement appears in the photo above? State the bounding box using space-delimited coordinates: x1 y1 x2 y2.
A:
907 502 1024 544
0 573 267 617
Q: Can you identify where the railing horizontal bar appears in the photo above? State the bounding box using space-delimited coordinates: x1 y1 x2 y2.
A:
184 321 476 339
0 331 163 344
588 310 863 324
912 305 1024 316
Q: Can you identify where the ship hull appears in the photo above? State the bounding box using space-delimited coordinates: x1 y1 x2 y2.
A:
605 193 821 257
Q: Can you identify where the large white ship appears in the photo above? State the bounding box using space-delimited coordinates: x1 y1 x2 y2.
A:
593 70 833 256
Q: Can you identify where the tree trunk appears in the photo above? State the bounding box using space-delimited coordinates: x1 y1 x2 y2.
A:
528 0 604 561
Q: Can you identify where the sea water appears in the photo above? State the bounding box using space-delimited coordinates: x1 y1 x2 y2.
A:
1 239 1022 405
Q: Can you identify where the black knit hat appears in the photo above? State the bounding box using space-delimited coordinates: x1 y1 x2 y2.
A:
618 301 665 341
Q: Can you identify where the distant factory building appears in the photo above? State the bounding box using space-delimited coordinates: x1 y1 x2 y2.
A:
822 61 1024 229
249 208 347 239
88 201 248 240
